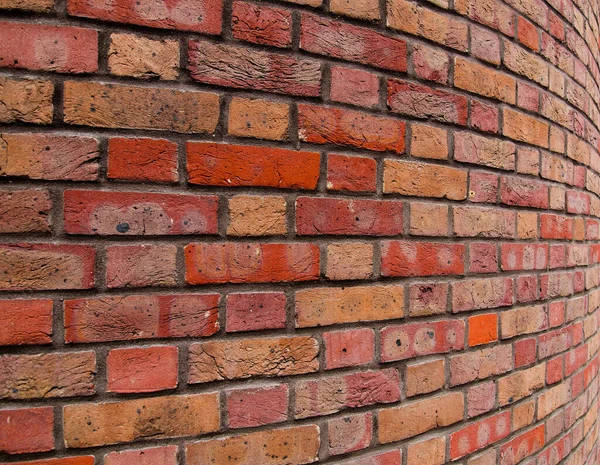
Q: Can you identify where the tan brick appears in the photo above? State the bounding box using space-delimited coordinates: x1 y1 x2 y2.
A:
454 206 516 238
295 285 404 327
512 400 535 430
411 123 448 159
450 344 512 386
518 212 538 239
330 0 379 20
228 196 287 236
454 57 516 103
229 97 289 140
497 363 545 406
108 33 179 80
326 242 373 280
407 436 446 465
410 202 448 236
500 304 547 339
405 358 445 397
503 108 549 148
0 77 53 124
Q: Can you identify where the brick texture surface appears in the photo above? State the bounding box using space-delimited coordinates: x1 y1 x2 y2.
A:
1 0 600 463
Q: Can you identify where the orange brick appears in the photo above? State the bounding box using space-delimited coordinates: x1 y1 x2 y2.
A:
468 313 498 346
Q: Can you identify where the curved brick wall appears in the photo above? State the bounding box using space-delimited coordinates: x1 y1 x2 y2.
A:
1 0 600 463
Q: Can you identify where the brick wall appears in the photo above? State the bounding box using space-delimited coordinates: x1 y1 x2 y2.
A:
1 0 600 463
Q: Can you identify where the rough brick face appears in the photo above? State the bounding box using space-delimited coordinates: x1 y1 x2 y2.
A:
3 0 600 462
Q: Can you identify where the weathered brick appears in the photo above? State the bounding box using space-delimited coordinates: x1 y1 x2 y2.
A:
452 277 513 312
541 213 573 240
228 195 286 236
64 81 219 133
470 25 501 65
187 142 319 189
454 131 516 170
107 346 178 393
405 358 445 397
0 189 51 233
296 197 403 236
381 319 465 362
469 172 498 203
467 381 496 418
330 66 379 109
0 244 95 291
408 282 448 316
296 284 403 327
189 336 319 383
454 57 516 103
500 304 547 339
227 384 288 428
388 79 468 124
453 206 516 238
107 138 177 183
328 413 372 455
226 292 286 332
407 436 446 465
301 13 406 71
450 344 512 385
381 240 465 277
410 123 448 159
410 202 448 236
186 425 319 465
232 1 292 47
500 176 549 208
229 97 289 140
105 245 177 288
0 77 53 124
0 299 52 346
501 243 548 271
469 243 498 273
0 352 95 399
326 242 373 280
64 190 217 235
517 81 540 112
378 392 464 443
296 369 400 418
449 411 511 459
0 0 53 11
497 364 544 406
503 107 549 147
330 0 379 19
0 133 99 181
7 458 95 465
0 23 97 73
412 43 450 84
68 0 222 33
298 104 405 153
185 242 319 284
503 39 548 86
65 294 219 343
63 394 219 448
189 40 320 96
0 407 54 454
383 159 467 199
105 446 177 465
324 328 374 370
108 33 178 80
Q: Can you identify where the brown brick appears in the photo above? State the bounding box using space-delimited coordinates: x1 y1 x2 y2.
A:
227 196 286 236
0 352 95 399
228 97 289 140
189 336 319 383
64 81 219 133
186 425 320 465
105 245 177 289
0 77 53 124
296 285 404 327
108 33 179 80
63 393 219 448
0 189 51 233
0 0 53 11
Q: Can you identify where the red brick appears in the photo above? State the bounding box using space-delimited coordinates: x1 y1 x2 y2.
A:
64 190 217 235
0 23 97 73
546 356 563 384
381 319 465 362
107 138 178 183
0 299 52 346
469 242 498 273
500 176 549 208
232 1 291 48
412 43 450 84
189 336 318 383
501 243 548 271
4 458 95 465
330 66 379 108
471 100 500 133
469 172 498 203
0 188 51 233
514 338 537 367
541 213 573 240
0 351 95 399
185 242 319 284
63 394 219 448
105 446 177 465
296 197 403 236
470 24 501 65
64 81 219 134
468 314 498 346
295 369 400 418
226 292 286 332
227 384 288 428
450 411 511 459
335 451 401 465
64 294 219 343
106 245 176 289
327 154 376 192
301 13 406 72
564 344 587 376
518 81 540 112
324 328 375 369
381 241 465 277
408 282 448 316
540 272 574 299
187 142 319 189
0 243 95 291
107 346 178 393
388 79 468 124
517 16 539 51
298 104 405 153
0 133 99 181
328 413 372 455
68 0 222 33
467 381 496 418
0 407 53 454
499 424 545 465
188 40 320 96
